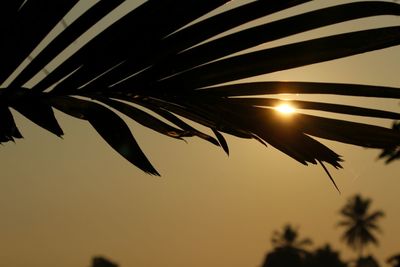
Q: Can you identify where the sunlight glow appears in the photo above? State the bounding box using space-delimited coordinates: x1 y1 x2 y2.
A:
275 104 296 115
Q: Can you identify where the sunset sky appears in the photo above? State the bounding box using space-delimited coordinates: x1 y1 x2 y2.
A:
1 1 399 267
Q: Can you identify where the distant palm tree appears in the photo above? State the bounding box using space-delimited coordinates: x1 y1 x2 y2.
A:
338 195 384 258
262 224 312 267
271 224 313 250
1 1 400 178
387 254 400 267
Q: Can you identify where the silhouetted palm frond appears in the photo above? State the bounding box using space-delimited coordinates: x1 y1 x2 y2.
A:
379 121 400 163
1 1 400 177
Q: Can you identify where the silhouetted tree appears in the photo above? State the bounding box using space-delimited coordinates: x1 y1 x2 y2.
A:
91 256 118 267
387 254 400 267
354 255 380 267
307 244 348 267
1 1 400 177
338 195 384 258
271 224 313 249
262 224 312 267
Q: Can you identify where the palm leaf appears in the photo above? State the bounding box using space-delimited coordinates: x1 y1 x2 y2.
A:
0 0 79 82
0 0 399 177
379 121 400 163
49 95 159 175
0 105 23 142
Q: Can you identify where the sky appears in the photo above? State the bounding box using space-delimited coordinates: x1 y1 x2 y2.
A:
1 1 400 267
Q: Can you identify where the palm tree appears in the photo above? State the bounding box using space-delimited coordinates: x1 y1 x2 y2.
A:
387 254 400 267
271 224 313 250
262 224 312 267
1 1 400 178
338 195 384 258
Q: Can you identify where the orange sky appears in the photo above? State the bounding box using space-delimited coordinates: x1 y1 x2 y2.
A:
0 1 399 266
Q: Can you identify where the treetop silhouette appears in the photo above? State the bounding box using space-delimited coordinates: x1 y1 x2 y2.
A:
338 194 385 258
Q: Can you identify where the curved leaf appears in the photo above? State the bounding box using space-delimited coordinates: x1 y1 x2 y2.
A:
97 97 186 139
137 1 400 82
0 0 79 83
10 0 124 88
49 96 159 175
159 26 400 90
212 128 229 155
196 82 400 99
9 90 63 137
226 97 400 120
0 105 23 142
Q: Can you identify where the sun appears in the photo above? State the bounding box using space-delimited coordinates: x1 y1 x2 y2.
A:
275 103 296 115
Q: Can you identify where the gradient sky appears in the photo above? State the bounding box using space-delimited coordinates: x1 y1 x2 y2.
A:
1 1 400 267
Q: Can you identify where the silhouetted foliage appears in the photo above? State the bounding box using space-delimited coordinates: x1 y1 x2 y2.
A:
262 226 351 267
338 195 384 258
271 224 313 249
260 194 391 267
262 247 310 267
1 1 400 177
91 256 118 267
355 255 381 267
262 224 312 267
387 254 400 267
379 121 400 163
307 244 348 267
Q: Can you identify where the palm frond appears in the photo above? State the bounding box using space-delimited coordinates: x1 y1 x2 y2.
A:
0 0 400 177
379 121 400 163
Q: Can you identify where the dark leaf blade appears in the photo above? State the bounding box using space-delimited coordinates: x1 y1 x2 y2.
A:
9 0 124 88
123 0 312 86
121 96 223 146
318 160 341 193
0 105 23 142
378 121 400 163
160 0 311 56
0 0 79 84
212 128 229 155
246 106 399 150
292 113 400 148
0 1 25 31
159 26 400 90
206 104 343 167
97 97 186 139
10 93 63 137
35 0 230 93
254 120 343 167
87 108 160 176
50 96 159 175
384 150 400 164
144 1 400 81
196 82 400 99
148 107 222 146
226 97 400 120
